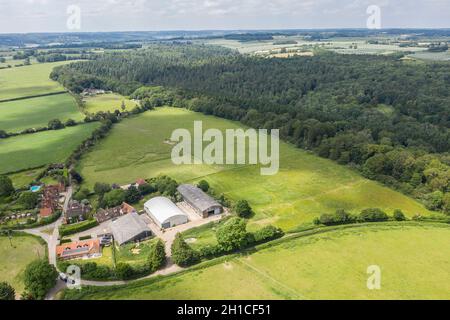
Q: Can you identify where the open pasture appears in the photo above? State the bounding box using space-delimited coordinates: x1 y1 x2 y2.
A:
0 61 72 101
0 122 100 174
64 224 450 300
77 107 432 231
0 93 83 133
83 93 138 114
0 234 45 294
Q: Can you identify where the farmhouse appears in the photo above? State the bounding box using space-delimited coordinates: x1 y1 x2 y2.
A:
56 239 101 261
94 202 136 223
39 183 64 218
144 196 188 229
64 200 91 222
110 212 152 245
177 184 223 218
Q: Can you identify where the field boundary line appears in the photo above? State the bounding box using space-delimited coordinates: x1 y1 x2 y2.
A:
0 91 68 104
235 259 308 300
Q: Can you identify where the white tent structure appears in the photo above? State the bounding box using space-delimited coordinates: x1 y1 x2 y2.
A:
144 197 188 229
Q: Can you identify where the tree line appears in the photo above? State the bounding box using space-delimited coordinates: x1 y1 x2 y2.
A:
51 44 450 213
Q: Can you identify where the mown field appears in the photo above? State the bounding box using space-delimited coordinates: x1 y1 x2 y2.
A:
0 234 45 294
0 122 100 174
64 223 450 300
0 61 72 101
0 93 83 133
77 107 432 230
83 93 138 114
8 168 43 189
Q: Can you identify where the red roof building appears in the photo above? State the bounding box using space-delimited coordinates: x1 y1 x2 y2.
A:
56 239 101 261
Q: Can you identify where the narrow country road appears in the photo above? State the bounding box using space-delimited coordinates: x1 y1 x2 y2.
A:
21 187 72 299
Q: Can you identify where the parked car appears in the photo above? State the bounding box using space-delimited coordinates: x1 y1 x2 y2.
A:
59 273 68 282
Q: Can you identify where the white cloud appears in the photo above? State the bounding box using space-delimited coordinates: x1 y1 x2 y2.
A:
0 0 449 33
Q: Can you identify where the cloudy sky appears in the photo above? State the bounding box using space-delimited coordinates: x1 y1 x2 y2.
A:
0 0 449 33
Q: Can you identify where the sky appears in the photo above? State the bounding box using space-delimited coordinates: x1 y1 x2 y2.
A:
0 0 449 33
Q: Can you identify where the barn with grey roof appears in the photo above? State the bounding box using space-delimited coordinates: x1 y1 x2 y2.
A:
177 184 223 218
110 212 152 245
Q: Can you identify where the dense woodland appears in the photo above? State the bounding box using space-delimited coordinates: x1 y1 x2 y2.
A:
51 44 450 213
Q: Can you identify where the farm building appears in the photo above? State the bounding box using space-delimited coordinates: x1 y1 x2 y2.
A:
110 212 152 246
56 239 101 261
177 184 223 218
144 196 188 229
95 202 136 223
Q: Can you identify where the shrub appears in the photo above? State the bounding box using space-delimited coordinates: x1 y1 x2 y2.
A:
103 189 126 208
197 180 210 192
216 217 249 252
0 175 14 197
171 233 199 267
0 282 15 300
359 208 389 222
65 119 77 127
234 200 253 218
93 182 111 196
147 239 166 272
73 188 90 201
23 259 58 300
125 186 141 204
198 244 226 259
48 119 64 130
315 209 357 226
393 209 406 221
115 263 134 280
59 219 98 237
18 191 39 209
253 225 284 243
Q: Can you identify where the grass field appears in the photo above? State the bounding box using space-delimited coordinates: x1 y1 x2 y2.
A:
83 93 138 114
0 93 84 133
77 107 432 230
64 223 450 300
0 61 72 101
0 234 45 294
0 122 100 174
8 168 43 189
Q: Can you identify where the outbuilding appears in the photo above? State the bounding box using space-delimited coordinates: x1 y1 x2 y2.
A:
110 212 152 245
144 196 188 229
177 184 223 218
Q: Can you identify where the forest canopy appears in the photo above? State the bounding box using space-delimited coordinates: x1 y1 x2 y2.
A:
51 44 450 213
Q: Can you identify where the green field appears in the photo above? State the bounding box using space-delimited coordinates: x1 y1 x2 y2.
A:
0 61 72 101
0 93 84 133
83 93 138 114
0 122 100 174
64 223 450 300
0 234 45 294
78 107 432 230
8 168 43 189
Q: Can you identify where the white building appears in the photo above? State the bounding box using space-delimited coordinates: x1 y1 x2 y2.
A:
144 197 188 229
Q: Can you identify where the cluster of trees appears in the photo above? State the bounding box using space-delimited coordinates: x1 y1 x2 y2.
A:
21 259 58 300
52 44 450 213
0 176 14 198
74 175 178 210
171 217 284 266
313 208 406 226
